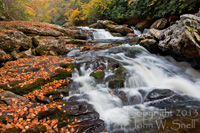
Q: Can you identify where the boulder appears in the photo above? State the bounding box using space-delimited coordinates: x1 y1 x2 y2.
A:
135 19 153 30
0 91 29 105
149 28 162 39
168 16 179 25
0 29 32 53
34 36 68 55
145 89 176 102
11 51 20 59
195 8 200 17
36 96 50 104
21 48 32 57
89 20 116 29
62 21 73 28
159 14 200 60
114 25 133 36
17 26 63 37
127 33 138 37
90 20 132 36
0 49 9 62
150 18 168 29
140 39 158 53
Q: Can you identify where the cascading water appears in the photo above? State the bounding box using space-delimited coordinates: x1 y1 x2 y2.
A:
131 26 149 36
65 28 200 132
78 26 125 43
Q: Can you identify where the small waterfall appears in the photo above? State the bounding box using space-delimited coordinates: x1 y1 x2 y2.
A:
77 26 125 41
131 26 142 36
131 26 150 36
65 44 200 132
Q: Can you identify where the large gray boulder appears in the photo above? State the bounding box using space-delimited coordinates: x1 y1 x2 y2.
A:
0 29 32 53
159 14 200 59
33 36 68 56
0 91 29 105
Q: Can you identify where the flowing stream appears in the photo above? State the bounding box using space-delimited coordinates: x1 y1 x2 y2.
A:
65 27 200 132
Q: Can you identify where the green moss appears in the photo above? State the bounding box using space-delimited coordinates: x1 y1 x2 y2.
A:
37 107 73 129
53 69 72 80
0 78 46 95
134 39 141 45
60 63 76 70
0 128 22 133
35 45 46 55
111 33 122 37
91 70 105 80
74 35 87 40
108 67 126 89
26 124 47 133
0 69 72 95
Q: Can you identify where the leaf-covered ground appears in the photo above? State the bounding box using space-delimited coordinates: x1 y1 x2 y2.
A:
0 55 82 132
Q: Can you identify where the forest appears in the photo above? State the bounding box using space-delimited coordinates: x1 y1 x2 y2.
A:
0 0 199 25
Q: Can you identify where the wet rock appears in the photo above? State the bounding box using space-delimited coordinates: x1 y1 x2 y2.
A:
112 25 133 36
90 20 116 29
0 29 32 53
145 89 176 102
114 90 142 105
127 33 138 37
140 39 158 53
36 101 105 132
135 33 154 45
108 67 126 89
148 94 200 111
36 95 50 104
75 119 105 133
90 70 105 80
0 91 29 105
111 33 122 37
136 19 153 30
90 20 132 36
150 18 168 29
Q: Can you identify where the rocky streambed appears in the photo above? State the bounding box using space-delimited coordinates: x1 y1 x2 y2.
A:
0 12 200 133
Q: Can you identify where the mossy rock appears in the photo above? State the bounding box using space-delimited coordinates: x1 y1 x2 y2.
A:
26 124 47 133
90 70 105 80
59 63 76 70
108 67 126 89
134 39 141 45
0 128 22 133
111 33 122 37
53 69 72 80
0 78 46 95
37 107 73 129
35 45 46 55
74 35 87 40
0 69 72 95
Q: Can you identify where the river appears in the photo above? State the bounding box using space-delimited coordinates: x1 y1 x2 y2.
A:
65 27 200 132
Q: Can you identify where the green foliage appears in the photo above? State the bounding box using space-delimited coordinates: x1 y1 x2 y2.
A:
0 0 4 14
103 0 129 20
127 0 200 19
